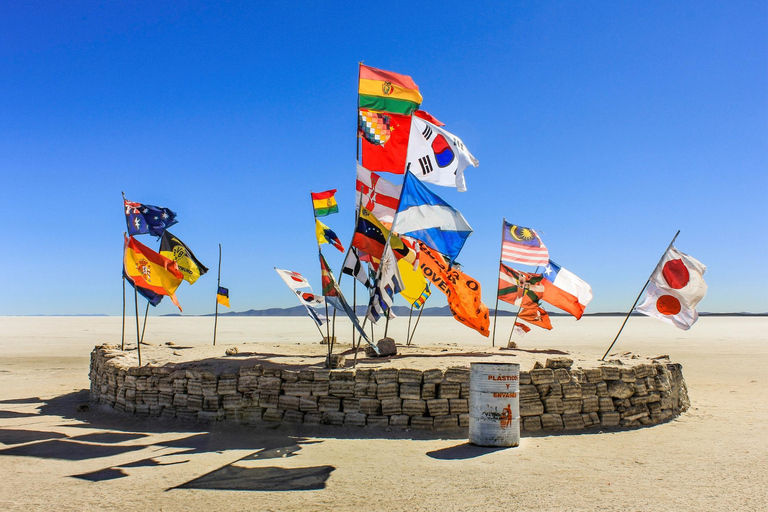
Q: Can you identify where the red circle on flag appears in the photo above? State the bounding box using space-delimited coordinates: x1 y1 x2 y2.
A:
656 294 682 315
662 259 689 289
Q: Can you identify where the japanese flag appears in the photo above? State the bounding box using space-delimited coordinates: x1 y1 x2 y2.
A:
636 282 699 330
649 247 707 307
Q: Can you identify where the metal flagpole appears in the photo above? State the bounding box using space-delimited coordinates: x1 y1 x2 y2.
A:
134 286 142 366
121 274 126 351
311 191 333 365
406 288 430 346
140 301 150 345
507 283 528 345
213 243 221 346
507 266 540 345
491 218 506 347
601 230 680 361
406 303 414 344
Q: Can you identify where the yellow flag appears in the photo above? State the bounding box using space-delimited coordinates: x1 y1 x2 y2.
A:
397 259 427 304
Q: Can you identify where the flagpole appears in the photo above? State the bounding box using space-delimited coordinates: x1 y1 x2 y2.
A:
407 287 430 346
491 218 506 347
134 286 142 366
311 191 334 366
601 230 681 361
213 243 221 346
406 303 414 344
507 283 529 345
140 301 150 345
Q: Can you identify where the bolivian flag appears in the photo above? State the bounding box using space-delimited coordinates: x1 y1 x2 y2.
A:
311 189 338 217
359 64 422 115
124 235 184 311
217 286 230 308
160 231 209 285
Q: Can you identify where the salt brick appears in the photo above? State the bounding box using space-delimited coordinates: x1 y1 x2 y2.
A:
344 412 367 427
342 398 359 413
544 397 564 414
377 382 399 399
519 371 532 385
355 369 373 382
282 381 312 397
410 416 434 429
375 369 398 384
299 396 318 411
553 368 571 384
433 415 459 430
173 393 188 408
239 365 263 376
598 397 614 411
619 368 636 382
187 394 203 411
159 392 174 407
460 383 470 398
563 398 582 414
634 364 654 379
237 375 259 391
367 415 389 428
281 369 299 382
359 398 381 415
158 378 174 393
262 368 281 377
303 412 322 425
187 380 202 395
322 411 345 425
522 416 542 431
225 409 243 421
582 396 599 413
259 393 279 408
311 382 329 396
600 366 621 381
402 399 427 416
580 383 597 396
262 408 284 422
444 367 470 383
520 400 544 417
203 396 221 411
318 396 341 412
399 383 421 399
329 381 355 397
421 384 436 400
172 379 187 393
197 410 218 422
135 378 148 391
541 413 564 430
283 410 305 423
354 382 377 398
438 382 460 399
330 370 355 381
562 382 582 399
398 369 423 384
584 369 603 383
313 369 331 381
381 398 402 415
449 398 469 415
298 369 314 381
201 382 218 396
427 399 449 416
519 385 540 400
389 415 409 427
277 395 299 411
423 369 444 384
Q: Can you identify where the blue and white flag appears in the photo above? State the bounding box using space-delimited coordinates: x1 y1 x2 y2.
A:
393 171 473 263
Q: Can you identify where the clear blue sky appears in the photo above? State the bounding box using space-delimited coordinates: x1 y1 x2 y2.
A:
1 1 766 316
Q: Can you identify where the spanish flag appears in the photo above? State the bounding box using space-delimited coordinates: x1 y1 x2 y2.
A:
359 64 422 115
123 235 184 311
311 189 338 217
217 286 230 308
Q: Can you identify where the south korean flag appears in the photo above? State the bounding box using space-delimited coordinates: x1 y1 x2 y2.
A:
405 116 479 192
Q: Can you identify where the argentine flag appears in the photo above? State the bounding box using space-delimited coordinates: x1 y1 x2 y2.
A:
393 171 472 263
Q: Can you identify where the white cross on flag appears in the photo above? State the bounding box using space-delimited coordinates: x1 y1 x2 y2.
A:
635 246 707 330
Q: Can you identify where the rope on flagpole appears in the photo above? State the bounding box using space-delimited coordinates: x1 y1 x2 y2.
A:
601 230 681 361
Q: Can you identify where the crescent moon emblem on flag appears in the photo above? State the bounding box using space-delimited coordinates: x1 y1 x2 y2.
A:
510 225 524 241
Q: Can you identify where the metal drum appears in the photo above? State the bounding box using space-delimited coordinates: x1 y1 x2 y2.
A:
468 362 520 447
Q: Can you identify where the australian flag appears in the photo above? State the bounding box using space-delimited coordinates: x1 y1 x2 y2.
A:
124 197 178 237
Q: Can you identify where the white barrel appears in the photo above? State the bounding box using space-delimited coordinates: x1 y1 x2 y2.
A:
468 362 520 447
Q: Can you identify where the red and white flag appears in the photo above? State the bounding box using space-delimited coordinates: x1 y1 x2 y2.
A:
513 322 531 337
635 246 707 330
356 165 401 223
500 221 549 267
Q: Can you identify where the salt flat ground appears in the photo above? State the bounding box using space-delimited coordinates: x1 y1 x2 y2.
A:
0 316 766 511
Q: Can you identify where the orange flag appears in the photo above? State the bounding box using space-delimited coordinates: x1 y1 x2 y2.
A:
418 243 490 337
518 307 553 330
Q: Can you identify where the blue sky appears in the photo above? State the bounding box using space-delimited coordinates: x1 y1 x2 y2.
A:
1 1 765 316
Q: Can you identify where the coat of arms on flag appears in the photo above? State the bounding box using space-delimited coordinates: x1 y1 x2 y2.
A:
359 110 392 146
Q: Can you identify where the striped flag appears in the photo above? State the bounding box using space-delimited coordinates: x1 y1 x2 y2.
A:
342 248 371 288
356 165 401 223
412 284 431 310
501 221 549 266
311 189 339 217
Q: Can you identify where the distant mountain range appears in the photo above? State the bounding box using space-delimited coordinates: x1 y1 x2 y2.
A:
161 306 767 318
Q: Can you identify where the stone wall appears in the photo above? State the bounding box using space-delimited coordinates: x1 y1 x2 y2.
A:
89 346 689 432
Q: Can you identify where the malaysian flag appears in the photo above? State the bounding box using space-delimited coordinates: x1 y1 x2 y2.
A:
500 221 549 266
